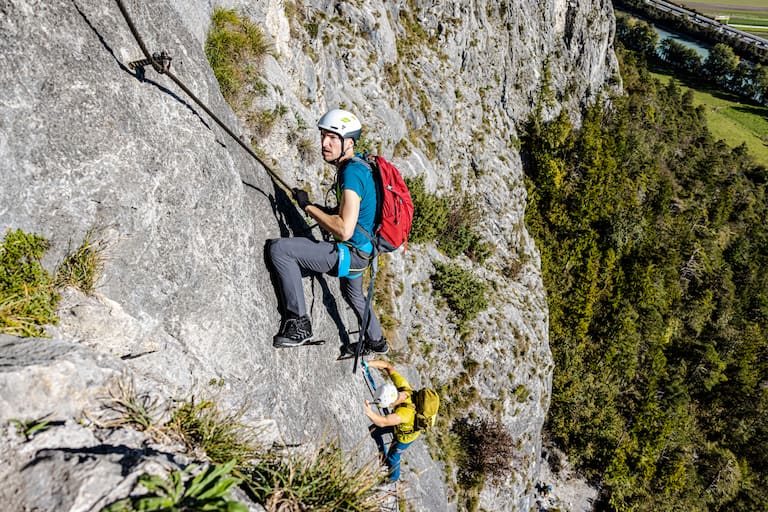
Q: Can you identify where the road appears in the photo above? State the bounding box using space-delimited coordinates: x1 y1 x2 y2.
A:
643 0 768 53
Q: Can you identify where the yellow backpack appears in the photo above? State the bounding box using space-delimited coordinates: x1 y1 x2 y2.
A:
410 388 440 432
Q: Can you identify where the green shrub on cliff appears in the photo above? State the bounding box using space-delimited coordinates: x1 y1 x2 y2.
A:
0 229 59 337
407 176 493 263
431 262 488 327
206 7 273 108
102 460 247 512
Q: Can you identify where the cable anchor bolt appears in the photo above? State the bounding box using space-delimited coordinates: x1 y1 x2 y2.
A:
129 50 172 73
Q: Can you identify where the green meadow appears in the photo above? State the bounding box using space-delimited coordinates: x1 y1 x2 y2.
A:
642 1 768 163
650 66 768 165
682 0 768 10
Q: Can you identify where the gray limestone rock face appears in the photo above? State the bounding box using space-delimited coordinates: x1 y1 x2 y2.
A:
0 0 617 510
0 335 121 424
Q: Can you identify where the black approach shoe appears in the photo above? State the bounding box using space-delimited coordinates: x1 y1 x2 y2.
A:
273 315 313 348
364 337 389 355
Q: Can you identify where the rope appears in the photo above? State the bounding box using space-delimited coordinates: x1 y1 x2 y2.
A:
112 0 293 193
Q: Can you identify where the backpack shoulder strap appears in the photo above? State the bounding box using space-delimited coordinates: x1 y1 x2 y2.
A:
340 155 371 172
335 155 371 224
338 155 380 250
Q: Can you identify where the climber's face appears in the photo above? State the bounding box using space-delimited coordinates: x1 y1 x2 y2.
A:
320 129 351 163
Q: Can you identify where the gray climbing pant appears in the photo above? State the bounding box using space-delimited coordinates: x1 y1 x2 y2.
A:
268 237 383 341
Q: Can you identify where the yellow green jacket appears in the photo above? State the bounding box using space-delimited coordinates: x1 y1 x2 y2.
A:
391 370 421 444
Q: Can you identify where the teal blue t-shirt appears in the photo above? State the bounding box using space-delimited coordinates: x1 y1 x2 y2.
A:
339 156 376 251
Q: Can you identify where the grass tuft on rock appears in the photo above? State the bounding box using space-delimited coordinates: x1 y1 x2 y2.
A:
240 437 387 512
55 227 109 294
166 397 264 466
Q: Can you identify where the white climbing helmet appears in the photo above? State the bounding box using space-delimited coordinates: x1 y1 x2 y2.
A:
317 108 362 141
374 384 399 407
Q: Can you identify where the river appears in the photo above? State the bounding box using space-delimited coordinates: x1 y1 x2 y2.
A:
654 26 711 59
616 8 713 59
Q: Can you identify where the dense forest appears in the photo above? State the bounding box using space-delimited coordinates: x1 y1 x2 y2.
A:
522 47 768 511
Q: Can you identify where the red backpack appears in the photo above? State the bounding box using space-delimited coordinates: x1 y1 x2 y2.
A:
358 154 414 254
348 154 414 373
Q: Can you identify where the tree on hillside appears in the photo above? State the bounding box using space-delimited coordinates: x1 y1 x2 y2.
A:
659 38 701 74
704 43 740 88
751 64 768 106
616 15 658 57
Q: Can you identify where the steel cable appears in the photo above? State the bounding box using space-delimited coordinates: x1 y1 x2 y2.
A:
113 0 293 193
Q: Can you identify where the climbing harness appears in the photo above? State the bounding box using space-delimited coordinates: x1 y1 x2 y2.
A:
112 0 292 193
336 243 352 278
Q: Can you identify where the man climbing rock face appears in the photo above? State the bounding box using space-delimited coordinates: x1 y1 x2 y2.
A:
268 109 388 355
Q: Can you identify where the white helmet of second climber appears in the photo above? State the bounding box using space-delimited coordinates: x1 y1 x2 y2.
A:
373 383 399 407
317 109 362 141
